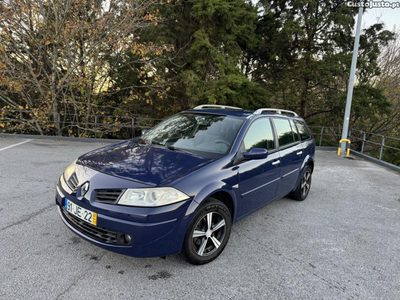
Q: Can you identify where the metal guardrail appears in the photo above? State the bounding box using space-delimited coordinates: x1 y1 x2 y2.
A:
0 109 164 139
1 110 399 166
309 126 400 167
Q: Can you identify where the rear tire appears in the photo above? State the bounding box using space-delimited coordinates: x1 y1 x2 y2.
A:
182 198 232 265
290 165 312 201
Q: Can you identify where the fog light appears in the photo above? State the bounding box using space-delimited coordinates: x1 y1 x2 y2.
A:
122 234 132 244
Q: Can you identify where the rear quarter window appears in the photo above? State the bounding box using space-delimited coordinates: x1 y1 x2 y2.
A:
294 120 311 140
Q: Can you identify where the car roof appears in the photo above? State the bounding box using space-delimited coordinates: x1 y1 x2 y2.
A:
184 109 304 120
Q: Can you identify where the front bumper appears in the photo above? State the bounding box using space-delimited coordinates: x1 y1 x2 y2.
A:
56 180 196 257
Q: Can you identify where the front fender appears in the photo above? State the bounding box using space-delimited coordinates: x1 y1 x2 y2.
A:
192 182 239 221
172 184 239 254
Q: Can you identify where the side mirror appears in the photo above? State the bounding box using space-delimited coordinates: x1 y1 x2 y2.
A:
141 129 149 136
243 148 268 160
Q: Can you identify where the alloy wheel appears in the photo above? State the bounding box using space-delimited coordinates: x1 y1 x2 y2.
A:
301 170 311 197
192 212 226 257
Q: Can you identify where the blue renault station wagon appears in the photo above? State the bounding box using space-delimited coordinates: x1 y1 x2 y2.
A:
56 105 315 264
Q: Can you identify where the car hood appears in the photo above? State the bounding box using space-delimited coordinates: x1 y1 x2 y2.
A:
77 140 213 186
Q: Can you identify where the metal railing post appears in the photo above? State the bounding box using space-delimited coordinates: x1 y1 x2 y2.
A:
379 136 385 161
361 131 366 154
319 126 324 147
19 110 23 134
348 129 352 151
131 117 135 138
57 113 61 136
94 116 98 139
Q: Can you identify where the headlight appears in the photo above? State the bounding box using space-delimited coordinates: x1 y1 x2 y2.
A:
63 159 77 181
118 187 190 207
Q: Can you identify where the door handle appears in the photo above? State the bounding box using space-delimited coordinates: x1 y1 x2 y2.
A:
272 160 280 166
296 151 303 156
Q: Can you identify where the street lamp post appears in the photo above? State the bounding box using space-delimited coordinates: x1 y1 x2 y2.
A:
340 4 363 156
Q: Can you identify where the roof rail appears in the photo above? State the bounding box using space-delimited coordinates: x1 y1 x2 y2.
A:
253 108 298 117
193 104 243 111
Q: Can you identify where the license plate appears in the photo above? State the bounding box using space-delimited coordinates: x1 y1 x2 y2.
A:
65 199 97 226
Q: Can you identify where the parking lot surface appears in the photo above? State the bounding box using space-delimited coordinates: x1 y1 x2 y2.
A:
0 136 399 300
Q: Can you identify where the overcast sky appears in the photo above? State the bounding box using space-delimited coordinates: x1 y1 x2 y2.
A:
251 1 399 32
363 6 399 31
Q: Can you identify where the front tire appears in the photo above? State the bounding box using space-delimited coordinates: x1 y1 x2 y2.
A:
290 165 312 201
182 198 232 265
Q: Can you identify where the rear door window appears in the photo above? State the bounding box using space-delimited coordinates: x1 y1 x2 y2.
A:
272 118 297 147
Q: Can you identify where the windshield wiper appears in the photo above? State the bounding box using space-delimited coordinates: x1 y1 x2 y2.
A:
138 137 151 145
139 138 164 147
166 144 177 151
166 145 196 156
139 139 193 155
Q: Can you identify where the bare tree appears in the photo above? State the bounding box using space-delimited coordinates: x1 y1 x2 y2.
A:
0 0 163 136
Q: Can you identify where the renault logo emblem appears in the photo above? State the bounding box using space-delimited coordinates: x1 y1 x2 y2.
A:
80 182 90 197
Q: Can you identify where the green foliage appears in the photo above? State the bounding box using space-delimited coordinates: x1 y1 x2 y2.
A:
382 141 400 166
139 0 270 113
252 0 394 128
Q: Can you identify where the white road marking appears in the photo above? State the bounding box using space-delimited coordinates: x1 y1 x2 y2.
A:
0 139 32 152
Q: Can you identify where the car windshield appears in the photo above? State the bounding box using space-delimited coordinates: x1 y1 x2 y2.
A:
141 113 244 158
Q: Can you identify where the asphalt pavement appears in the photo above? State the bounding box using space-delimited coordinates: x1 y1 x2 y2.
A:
0 136 399 300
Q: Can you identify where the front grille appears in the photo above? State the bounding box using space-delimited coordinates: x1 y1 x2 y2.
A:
61 208 118 244
67 173 79 190
94 189 123 204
